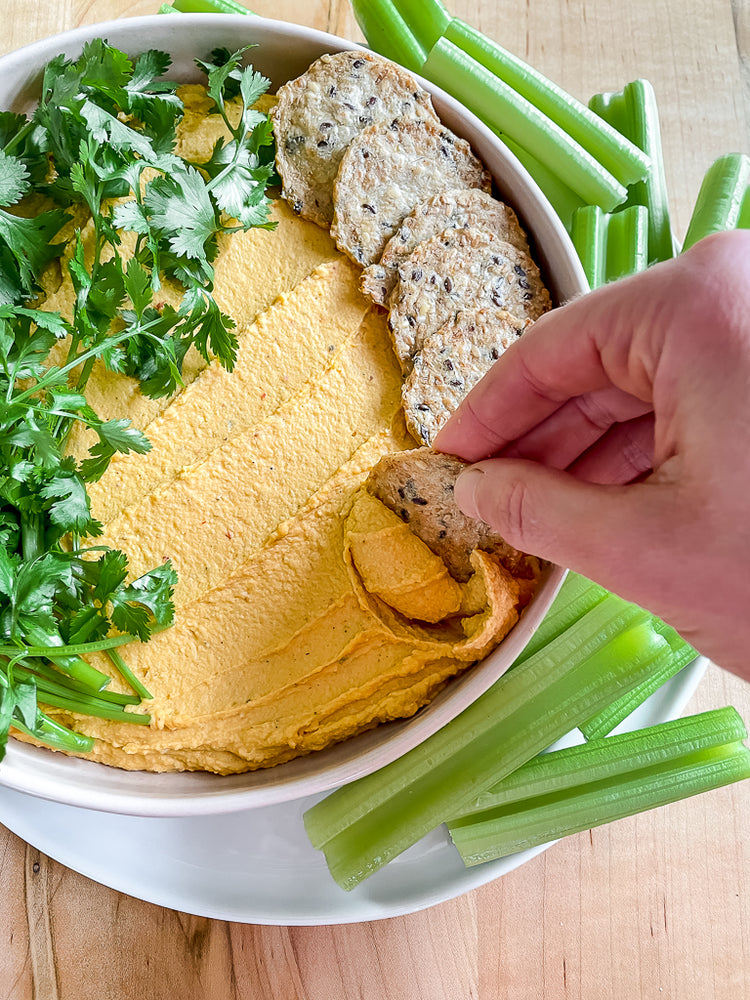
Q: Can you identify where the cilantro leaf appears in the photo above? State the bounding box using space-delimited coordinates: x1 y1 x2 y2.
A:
0 150 30 206
110 561 177 641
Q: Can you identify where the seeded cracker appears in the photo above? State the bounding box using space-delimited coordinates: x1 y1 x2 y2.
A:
366 449 534 582
361 188 530 306
389 226 551 369
271 51 440 228
331 118 492 267
403 308 530 446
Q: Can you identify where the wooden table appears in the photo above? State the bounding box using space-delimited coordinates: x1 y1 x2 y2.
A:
1 2 748 997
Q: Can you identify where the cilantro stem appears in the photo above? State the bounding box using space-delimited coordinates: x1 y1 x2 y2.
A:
107 647 153 700
12 714 95 754
36 690 151 725
0 632 139 658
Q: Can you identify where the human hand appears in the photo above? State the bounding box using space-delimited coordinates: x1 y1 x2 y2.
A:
434 230 750 679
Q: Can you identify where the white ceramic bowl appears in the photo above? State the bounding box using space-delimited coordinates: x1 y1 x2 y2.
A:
0 13 587 816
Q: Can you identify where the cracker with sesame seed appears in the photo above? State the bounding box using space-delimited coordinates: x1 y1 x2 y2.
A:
388 226 551 369
360 188 530 306
330 118 492 267
403 308 530 446
366 448 532 582
271 50 439 229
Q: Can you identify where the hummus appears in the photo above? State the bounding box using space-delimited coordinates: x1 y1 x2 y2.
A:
33 87 534 774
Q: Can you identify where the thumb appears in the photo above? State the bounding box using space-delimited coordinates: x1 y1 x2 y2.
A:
454 458 685 605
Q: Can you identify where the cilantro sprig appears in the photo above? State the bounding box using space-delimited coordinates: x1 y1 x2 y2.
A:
0 40 277 760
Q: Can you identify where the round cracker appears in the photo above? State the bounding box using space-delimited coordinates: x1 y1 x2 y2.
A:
403 308 530 446
388 226 551 368
271 50 439 228
330 118 491 267
361 188 530 306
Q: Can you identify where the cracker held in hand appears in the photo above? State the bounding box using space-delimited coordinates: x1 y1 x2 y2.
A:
361 188 530 306
330 118 491 267
389 226 551 368
271 50 439 228
403 308 530 446
366 448 532 583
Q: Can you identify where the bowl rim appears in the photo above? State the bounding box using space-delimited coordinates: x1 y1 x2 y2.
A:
0 12 586 816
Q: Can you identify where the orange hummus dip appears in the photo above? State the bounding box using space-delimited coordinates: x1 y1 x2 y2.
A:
28 88 535 774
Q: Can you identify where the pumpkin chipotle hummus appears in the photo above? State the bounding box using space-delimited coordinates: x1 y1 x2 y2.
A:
27 87 537 774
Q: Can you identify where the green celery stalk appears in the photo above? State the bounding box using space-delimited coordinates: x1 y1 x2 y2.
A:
499 135 585 230
682 153 750 251
571 204 648 290
446 19 649 188
580 621 697 739
350 0 427 74
448 739 750 864
571 205 606 289
605 204 648 281
391 0 450 49
167 0 256 13
304 597 668 889
457 706 747 815
421 38 628 210
590 81 674 264
514 573 609 664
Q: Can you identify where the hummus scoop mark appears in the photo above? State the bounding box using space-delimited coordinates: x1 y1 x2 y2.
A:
85 257 369 524
344 492 522 662
271 50 440 228
366 448 541 586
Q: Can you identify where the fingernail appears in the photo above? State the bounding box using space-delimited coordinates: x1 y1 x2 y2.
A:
454 467 485 519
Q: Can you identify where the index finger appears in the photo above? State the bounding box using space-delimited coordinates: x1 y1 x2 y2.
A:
433 263 668 462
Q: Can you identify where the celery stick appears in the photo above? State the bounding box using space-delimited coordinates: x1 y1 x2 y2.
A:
739 183 750 230
350 0 427 74
458 707 747 815
392 0 450 49
449 741 750 864
446 19 649 187
605 204 648 281
514 573 608 665
590 81 673 264
580 621 697 739
500 135 585 230
682 153 750 250
305 601 666 889
621 81 674 262
422 38 628 210
169 0 255 13
571 205 606 289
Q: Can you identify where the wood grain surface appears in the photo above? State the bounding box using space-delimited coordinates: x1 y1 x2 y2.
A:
1 2 749 998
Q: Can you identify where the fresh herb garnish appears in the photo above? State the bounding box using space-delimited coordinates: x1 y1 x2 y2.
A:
0 40 277 760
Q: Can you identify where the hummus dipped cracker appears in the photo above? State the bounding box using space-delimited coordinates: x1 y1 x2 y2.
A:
403 308 530 446
361 188 530 306
366 448 539 584
271 50 439 228
389 226 551 368
331 118 492 267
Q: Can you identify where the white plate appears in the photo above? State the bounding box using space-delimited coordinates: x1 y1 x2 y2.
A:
0 657 707 925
